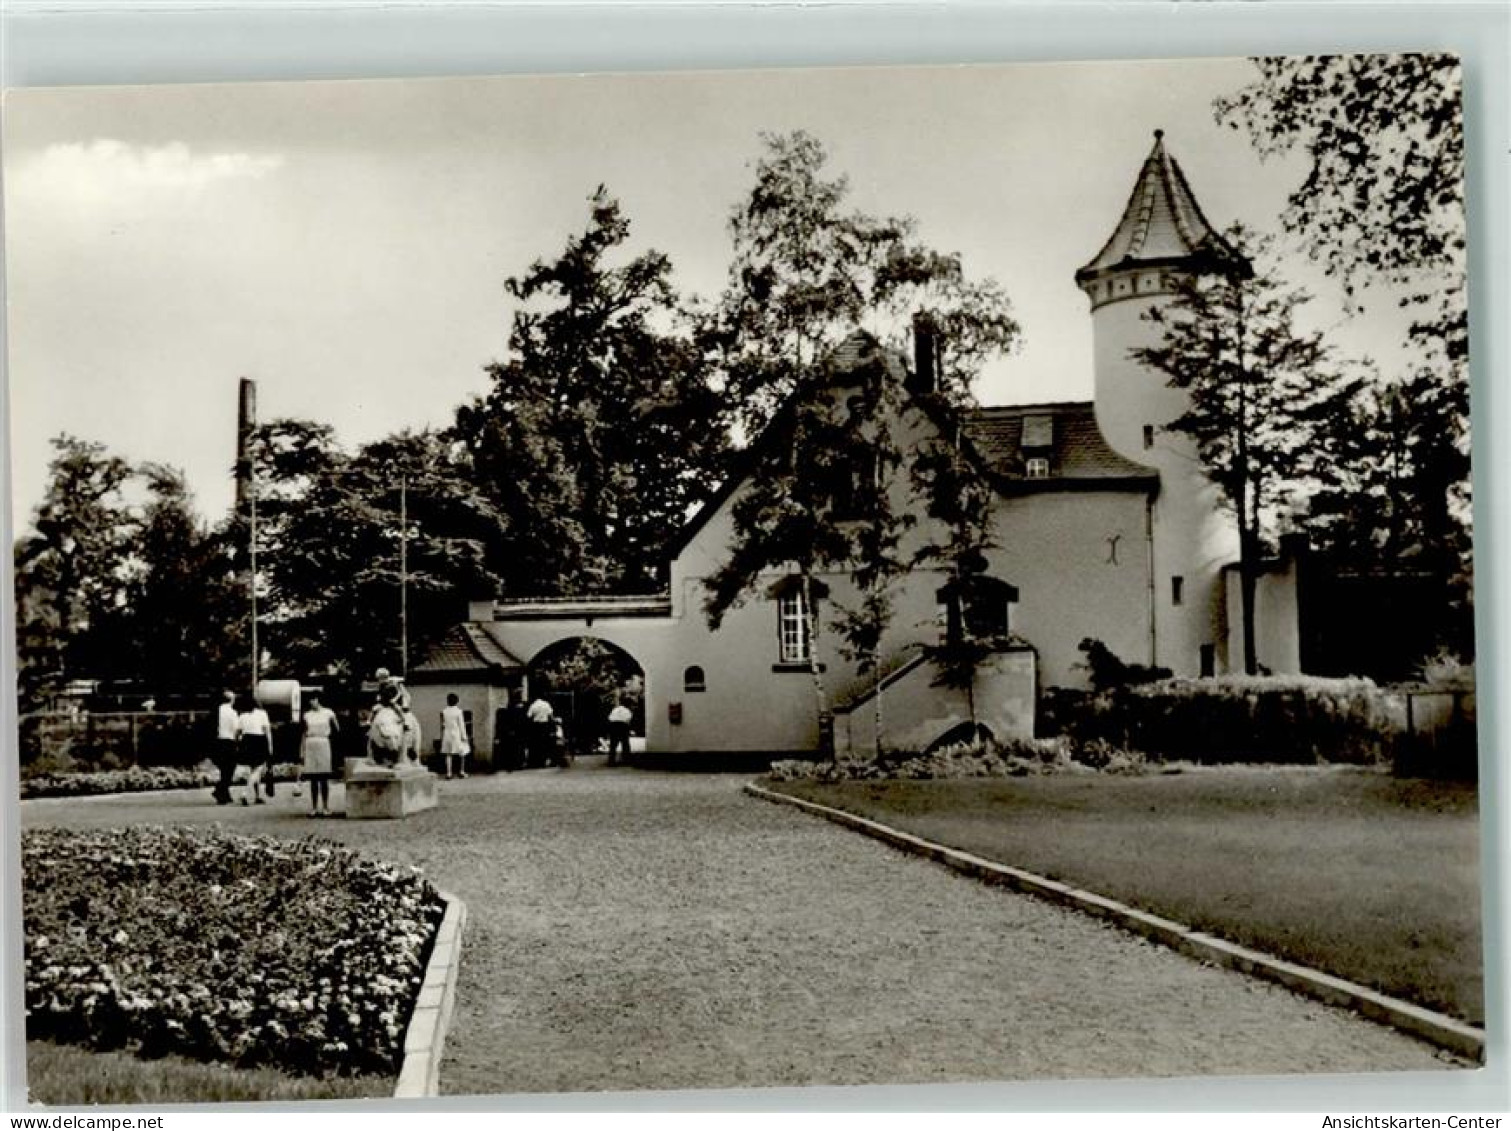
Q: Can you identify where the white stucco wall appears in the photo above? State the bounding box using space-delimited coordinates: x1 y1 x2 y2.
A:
1090 287 1241 678
408 682 512 767
1224 559 1302 675
837 648 1036 757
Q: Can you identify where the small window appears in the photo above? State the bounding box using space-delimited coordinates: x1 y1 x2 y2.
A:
1025 456 1051 479
1142 424 1155 449
683 666 706 693
1199 645 1216 678
1171 576 1185 606
777 590 811 665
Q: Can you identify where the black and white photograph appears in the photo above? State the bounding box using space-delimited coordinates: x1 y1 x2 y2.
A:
1 48 1489 1109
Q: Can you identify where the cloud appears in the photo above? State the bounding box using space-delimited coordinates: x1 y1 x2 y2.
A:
15 139 284 213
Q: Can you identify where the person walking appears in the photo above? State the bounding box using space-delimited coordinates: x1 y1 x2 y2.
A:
440 693 470 779
300 692 339 817
235 694 275 806
526 695 556 768
606 700 633 767
213 690 238 805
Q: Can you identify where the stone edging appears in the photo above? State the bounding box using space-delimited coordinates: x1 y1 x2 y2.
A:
395 889 468 1098
745 782 1485 1062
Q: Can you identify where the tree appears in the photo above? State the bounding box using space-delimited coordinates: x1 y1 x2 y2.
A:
703 134 1018 755
910 402 1001 727
249 421 505 683
708 131 1019 438
1216 54 1472 642
701 378 860 753
14 436 136 707
454 187 728 597
1131 226 1367 675
119 465 247 693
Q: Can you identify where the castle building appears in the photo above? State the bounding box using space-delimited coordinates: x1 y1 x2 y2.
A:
409 132 1303 764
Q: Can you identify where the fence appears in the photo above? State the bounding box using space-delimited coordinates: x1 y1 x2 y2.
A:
20 710 214 771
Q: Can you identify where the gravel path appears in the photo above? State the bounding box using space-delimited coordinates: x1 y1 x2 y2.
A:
21 762 1461 1094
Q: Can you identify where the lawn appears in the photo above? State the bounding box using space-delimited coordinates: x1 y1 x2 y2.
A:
772 765 1484 1025
24 1040 391 1106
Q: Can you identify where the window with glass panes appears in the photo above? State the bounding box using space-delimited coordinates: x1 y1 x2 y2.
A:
778 590 811 664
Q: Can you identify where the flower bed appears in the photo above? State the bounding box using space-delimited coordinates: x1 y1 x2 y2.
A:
770 736 1146 782
22 827 445 1079
21 762 303 800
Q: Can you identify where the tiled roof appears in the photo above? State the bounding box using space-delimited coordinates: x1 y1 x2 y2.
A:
964 402 1157 484
411 622 524 675
1075 131 1247 284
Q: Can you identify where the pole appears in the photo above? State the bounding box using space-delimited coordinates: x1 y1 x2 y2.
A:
400 474 408 677
250 453 259 692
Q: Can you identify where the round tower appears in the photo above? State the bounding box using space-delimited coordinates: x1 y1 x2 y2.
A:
1075 130 1251 678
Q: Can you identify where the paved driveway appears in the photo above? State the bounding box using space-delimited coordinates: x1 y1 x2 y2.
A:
21 762 1458 1095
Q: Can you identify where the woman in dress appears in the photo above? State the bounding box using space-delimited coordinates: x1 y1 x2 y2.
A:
440 693 470 779
300 692 339 817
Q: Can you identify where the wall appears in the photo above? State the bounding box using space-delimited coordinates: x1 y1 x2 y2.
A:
836 648 1036 757
1224 558 1302 676
407 682 512 769
1090 288 1241 678
985 490 1152 687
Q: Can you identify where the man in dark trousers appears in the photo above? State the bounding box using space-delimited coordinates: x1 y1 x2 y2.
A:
212 690 238 805
606 699 632 766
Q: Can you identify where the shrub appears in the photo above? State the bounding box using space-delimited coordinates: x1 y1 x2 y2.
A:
22 827 444 1079
769 734 1144 782
1077 638 1172 692
1058 674 1404 766
20 762 304 800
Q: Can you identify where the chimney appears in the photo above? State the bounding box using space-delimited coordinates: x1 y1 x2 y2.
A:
234 377 257 517
909 313 938 396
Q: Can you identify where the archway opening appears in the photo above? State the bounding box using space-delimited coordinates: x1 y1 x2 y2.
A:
525 636 645 760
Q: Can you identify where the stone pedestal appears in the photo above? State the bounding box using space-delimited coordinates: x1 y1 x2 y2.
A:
345 761 438 819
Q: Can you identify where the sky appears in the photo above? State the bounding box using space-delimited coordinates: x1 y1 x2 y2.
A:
3 58 1415 530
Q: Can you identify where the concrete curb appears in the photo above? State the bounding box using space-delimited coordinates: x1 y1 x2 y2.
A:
746 782 1485 1062
394 889 469 1098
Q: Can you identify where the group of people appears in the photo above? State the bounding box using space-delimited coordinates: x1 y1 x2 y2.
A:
213 669 474 816
213 688 341 815
494 694 633 770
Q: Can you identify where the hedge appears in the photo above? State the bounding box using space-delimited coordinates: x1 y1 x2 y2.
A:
1047 675 1406 766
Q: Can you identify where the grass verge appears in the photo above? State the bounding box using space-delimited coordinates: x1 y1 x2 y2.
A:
25 1039 391 1106
771 765 1483 1024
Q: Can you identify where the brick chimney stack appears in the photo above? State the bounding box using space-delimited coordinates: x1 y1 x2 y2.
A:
909 313 938 396
234 377 256 517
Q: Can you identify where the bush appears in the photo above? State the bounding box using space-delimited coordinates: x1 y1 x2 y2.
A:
20 762 305 800
1077 638 1172 691
22 827 445 1079
769 734 1145 782
1058 674 1404 766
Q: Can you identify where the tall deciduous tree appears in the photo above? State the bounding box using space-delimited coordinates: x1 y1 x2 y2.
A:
1132 226 1367 675
704 134 1018 754
454 187 728 597
910 402 1000 727
709 131 1019 438
249 421 505 683
120 465 247 693
14 436 136 706
1216 54 1472 644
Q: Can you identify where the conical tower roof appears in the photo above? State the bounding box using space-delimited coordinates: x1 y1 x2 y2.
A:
1075 130 1248 287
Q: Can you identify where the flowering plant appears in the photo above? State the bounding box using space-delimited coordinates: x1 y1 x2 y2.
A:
22 827 444 1079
